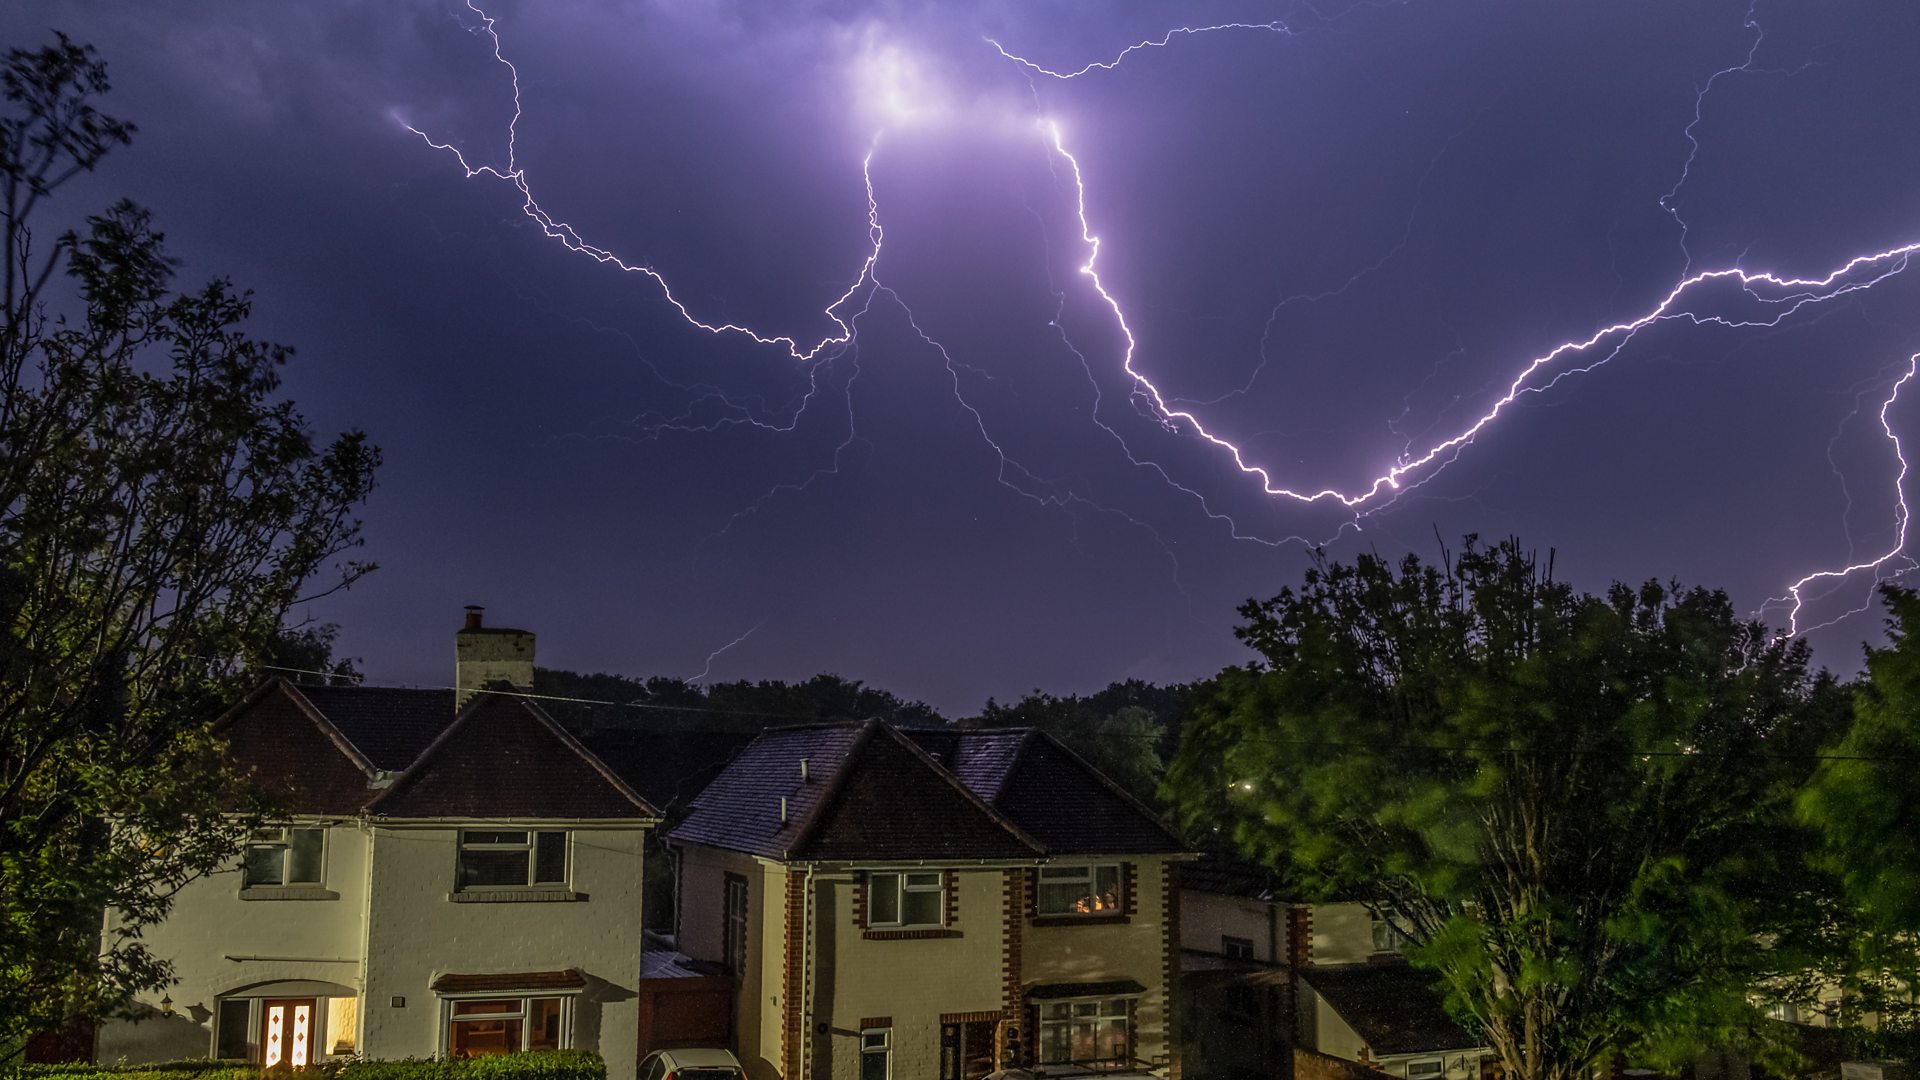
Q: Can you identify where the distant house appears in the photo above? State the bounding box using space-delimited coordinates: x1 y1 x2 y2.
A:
1177 859 1290 1080
95 610 660 1080
668 720 1195 1080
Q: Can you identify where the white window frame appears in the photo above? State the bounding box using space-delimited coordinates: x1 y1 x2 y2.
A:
455 829 569 891
1036 996 1133 1066
1406 1059 1445 1079
440 993 576 1054
243 827 326 888
860 1027 892 1080
723 873 749 973
866 870 945 929
1035 863 1123 916
1371 911 1411 954
1222 934 1255 960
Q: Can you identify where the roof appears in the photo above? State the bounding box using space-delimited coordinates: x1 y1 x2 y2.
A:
909 728 1188 856
217 678 657 820
1302 963 1484 1056
578 728 759 811
430 969 585 993
672 721 1043 861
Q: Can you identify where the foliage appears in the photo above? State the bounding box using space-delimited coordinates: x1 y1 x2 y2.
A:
1163 538 1844 1080
976 685 1180 796
11 1051 605 1080
0 36 378 1052
536 668 942 733
1798 585 1920 1058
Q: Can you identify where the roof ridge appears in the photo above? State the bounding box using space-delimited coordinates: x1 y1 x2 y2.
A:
514 699 660 818
781 720 881 857
270 678 381 779
884 724 1047 856
362 692 489 813
1017 729 1188 849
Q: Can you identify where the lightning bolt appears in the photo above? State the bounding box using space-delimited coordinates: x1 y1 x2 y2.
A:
986 22 1293 81
688 618 768 684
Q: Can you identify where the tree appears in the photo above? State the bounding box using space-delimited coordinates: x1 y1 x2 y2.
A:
0 37 378 1051
1798 586 1920 1058
977 689 1169 796
1163 538 1844 1080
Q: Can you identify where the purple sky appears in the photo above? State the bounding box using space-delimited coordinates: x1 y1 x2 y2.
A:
8 1 1920 712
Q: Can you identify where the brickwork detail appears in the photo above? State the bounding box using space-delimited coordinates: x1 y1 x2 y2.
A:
1000 868 1028 1069
1288 905 1313 969
782 870 808 1080
946 869 960 926
1161 860 1183 1080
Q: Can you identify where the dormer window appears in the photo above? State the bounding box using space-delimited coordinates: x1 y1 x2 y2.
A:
866 871 944 928
1036 864 1122 916
244 828 324 887
458 830 568 889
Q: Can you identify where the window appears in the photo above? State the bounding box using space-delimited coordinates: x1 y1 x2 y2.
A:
860 1027 891 1080
1371 913 1410 954
216 999 254 1060
868 871 943 928
1222 935 1255 960
457 831 567 889
1036 864 1122 916
214 996 358 1062
1038 998 1130 1065
723 874 748 974
244 828 324 887
1407 1060 1445 1079
447 997 565 1056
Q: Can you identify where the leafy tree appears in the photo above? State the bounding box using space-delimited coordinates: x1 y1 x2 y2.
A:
976 688 1169 795
1799 586 1920 1057
0 37 378 1052
1163 538 1844 1080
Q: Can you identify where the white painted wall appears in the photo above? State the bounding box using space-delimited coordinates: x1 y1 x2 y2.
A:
1180 889 1283 963
1310 902 1385 966
1022 857 1174 1072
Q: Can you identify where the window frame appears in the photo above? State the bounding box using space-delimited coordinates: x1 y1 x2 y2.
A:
1221 934 1255 961
1406 1059 1445 1079
865 870 946 929
442 993 572 1055
722 873 749 974
455 829 570 891
1035 996 1133 1067
859 1026 892 1080
1370 911 1411 954
1034 863 1124 917
211 995 358 1062
242 826 326 888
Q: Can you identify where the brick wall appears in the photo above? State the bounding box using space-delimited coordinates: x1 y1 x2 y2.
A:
1296 1046 1400 1080
781 870 807 1079
1161 861 1182 1080
1000 868 1027 1068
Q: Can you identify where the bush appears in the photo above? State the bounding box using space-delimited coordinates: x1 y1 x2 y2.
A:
14 1053 605 1080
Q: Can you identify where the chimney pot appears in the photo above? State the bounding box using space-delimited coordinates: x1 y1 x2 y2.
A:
464 605 484 631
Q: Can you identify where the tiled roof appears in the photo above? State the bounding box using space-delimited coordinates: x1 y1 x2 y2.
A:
577 728 758 811
294 685 455 772
1303 963 1484 1056
672 722 1042 861
368 696 657 820
908 729 1187 856
217 678 654 821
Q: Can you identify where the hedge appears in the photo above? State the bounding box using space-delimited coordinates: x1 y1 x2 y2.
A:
14 1051 605 1080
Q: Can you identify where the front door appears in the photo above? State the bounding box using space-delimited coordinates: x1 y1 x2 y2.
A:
260 999 316 1068
941 1022 999 1080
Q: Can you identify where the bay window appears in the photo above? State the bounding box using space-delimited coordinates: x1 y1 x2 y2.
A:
447 996 565 1056
1036 864 1122 916
457 830 567 890
867 870 943 928
1037 998 1130 1066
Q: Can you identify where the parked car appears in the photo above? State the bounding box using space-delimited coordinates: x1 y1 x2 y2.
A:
638 1048 748 1080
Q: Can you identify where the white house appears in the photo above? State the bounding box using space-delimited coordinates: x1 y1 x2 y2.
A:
95 610 661 1080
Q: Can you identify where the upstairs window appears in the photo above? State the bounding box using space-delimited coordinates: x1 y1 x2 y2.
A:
1222 935 1255 961
1036 864 1122 916
244 828 324 887
1407 1060 1445 1079
867 871 943 928
1371 912 1411 954
458 831 567 890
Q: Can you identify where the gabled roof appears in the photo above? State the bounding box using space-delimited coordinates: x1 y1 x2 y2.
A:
216 678 655 821
909 727 1189 856
367 695 657 820
672 721 1043 861
1302 963 1484 1056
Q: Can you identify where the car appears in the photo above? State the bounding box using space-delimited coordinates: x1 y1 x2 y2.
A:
637 1047 749 1080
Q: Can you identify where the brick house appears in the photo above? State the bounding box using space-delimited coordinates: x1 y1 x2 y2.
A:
94 611 661 1080
668 720 1194 1080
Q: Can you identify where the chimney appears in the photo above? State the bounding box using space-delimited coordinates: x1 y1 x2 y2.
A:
455 605 535 710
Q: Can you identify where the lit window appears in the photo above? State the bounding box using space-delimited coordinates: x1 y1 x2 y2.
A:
447 997 566 1056
867 871 943 928
860 1027 891 1080
457 831 567 889
244 828 324 887
1408 1060 1444 1079
1037 998 1130 1065
1036 865 1122 916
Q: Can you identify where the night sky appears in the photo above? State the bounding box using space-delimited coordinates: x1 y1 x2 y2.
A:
7 1 1920 713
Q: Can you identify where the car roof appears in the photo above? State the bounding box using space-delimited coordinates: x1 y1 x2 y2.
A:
659 1048 743 1067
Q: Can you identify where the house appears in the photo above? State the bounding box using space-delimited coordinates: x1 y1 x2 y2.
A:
1176 859 1290 1080
95 609 661 1080
1291 903 1491 1080
667 721 1194 1080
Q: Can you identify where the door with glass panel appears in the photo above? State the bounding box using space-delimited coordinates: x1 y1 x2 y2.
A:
259 999 316 1068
